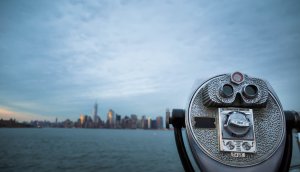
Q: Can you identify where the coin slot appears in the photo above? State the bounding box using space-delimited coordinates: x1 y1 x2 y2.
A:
194 117 216 128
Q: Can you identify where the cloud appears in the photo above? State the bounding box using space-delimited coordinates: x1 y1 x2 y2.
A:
0 0 299 121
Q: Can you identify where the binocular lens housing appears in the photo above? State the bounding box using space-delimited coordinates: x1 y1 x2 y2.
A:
243 85 258 98
220 84 258 99
220 84 234 98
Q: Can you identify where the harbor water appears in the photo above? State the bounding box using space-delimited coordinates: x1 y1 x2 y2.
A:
0 128 299 172
0 128 183 172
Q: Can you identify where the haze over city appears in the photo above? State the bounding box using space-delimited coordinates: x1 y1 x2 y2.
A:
0 0 300 122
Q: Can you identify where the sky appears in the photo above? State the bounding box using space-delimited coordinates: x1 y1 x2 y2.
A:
0 0 299 122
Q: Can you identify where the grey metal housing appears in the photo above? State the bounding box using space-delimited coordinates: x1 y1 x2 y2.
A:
185 73 286 171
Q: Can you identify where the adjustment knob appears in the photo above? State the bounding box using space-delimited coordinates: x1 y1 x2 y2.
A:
224 111 251 137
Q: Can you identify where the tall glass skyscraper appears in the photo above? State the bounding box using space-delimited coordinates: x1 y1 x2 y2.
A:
93 102 98 122
107 109 115 128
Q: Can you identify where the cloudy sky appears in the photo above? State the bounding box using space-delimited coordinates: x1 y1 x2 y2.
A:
0 0 299 122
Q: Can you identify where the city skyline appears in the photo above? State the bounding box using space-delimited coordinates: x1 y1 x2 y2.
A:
0 101 166 126
0 102 166 130
1 0 300 121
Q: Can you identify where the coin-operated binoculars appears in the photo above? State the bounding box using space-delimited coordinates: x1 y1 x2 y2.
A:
166 72 300 172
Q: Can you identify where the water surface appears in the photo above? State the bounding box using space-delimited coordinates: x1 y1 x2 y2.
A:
0 128 183 172
0 128 299 172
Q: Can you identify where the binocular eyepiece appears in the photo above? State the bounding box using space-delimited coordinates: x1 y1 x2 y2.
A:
167 72 299 172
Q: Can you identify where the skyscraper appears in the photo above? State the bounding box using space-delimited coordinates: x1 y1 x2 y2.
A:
107 109 115 128
156 116 163 129
166 109 170 129
147 117 151 129
141 115 146 129
116 114 121 128
131 114 137 129
80 114 85 126
93 102 98 122
151 119 157 129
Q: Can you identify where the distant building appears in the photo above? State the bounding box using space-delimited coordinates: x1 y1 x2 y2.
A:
151 119 157 129
131 114 137 129
166 109 170 129
116 114 121 128
92 102 103 128
94 115 102 128
121 115 131 128
83 115 88 128
141 115 146 129
147 117 151 129
87 116 94 128
78 114 93 128
107 109 115 128
137 118 142 128
166 109 170 118
80 114 85 127
93 102 98 122
75 119 81 128
63 119 73 128
156 116 163 129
